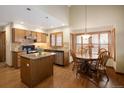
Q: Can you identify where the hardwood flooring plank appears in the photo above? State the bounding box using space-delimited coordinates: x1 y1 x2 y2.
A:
0 63 124 88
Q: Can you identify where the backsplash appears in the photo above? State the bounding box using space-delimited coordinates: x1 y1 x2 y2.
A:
48 42 69 50
33 43 49 49
12 39 69 51
12 42 49 51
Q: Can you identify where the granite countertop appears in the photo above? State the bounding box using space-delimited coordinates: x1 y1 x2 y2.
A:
44 48 69 52
12 50 22 52
20 52 56 60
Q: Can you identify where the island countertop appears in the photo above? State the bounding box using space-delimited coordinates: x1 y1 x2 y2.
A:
20 52 56 60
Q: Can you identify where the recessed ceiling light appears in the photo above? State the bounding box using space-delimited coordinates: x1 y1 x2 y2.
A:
50 26 54 28
20 21 24 24
62 24 65 26
26 8 31 11
40 26 43 29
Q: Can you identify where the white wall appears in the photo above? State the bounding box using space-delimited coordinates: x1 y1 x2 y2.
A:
5 23 13 66
47 27 71 62
70 6 124 30
69 5 124 73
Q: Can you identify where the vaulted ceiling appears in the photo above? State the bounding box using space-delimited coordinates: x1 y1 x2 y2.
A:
0 5 69 30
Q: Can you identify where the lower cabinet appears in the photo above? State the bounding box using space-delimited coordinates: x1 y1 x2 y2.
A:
20 55 54 87
12 51 21 68
44 49 69 66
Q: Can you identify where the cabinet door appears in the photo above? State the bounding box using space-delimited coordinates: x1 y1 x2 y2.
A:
37 32 42 42
20 57 31 86
41 33 47 43
12 28 26 43
25 31 32 39
32 32 37 37
0 32 5 62
31 32 37 41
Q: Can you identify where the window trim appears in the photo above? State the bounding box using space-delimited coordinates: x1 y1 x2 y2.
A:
50 32 63 48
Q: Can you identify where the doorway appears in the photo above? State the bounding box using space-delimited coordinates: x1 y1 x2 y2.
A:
0 32 6 62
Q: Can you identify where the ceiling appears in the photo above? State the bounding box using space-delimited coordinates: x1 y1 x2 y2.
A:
0 5 67 30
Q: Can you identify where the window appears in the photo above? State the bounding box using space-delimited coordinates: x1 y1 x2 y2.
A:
50 32 63 47
76 35 82 53
51 34 56 46
72 30 115 60
91 34 99 55
56 33 63 46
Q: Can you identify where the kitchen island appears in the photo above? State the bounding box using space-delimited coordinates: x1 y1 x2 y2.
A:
20 52 55 87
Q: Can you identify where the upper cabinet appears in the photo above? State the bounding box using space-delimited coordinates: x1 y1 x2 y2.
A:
37 32 47 43
31 32 37 39
50 32 63 47
31 31 37 42
12 28 26 43
12 28 47 43
41 33 47 43
37 32 42 43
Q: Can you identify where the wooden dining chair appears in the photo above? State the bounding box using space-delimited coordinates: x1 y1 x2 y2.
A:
98 48 107 55
70 50 82 71
91 48 107 66
89 51 110 82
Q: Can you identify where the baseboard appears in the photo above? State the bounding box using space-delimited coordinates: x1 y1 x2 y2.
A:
106 66 124 75
107 66 113 69
6 64 13 68
115 71 124 75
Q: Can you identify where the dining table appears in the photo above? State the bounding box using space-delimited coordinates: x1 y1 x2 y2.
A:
75 53 99 76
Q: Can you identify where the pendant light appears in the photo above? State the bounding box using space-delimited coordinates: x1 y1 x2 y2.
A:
82 5 90 39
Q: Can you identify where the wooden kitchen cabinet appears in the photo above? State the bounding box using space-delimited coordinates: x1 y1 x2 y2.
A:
37 32 47 43
36 32 42 43
12 51 21 68
12 28 47 43
31 31 37 42
12 28 26 43
31 31 37 38
0 32 6 62
41 33 47 43
25 31 31 37
25 31 37 38
20 53 54 87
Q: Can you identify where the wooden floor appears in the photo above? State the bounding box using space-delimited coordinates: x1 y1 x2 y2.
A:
0 62 124 88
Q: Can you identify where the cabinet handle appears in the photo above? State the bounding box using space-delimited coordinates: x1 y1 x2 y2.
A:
26 64 29 67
